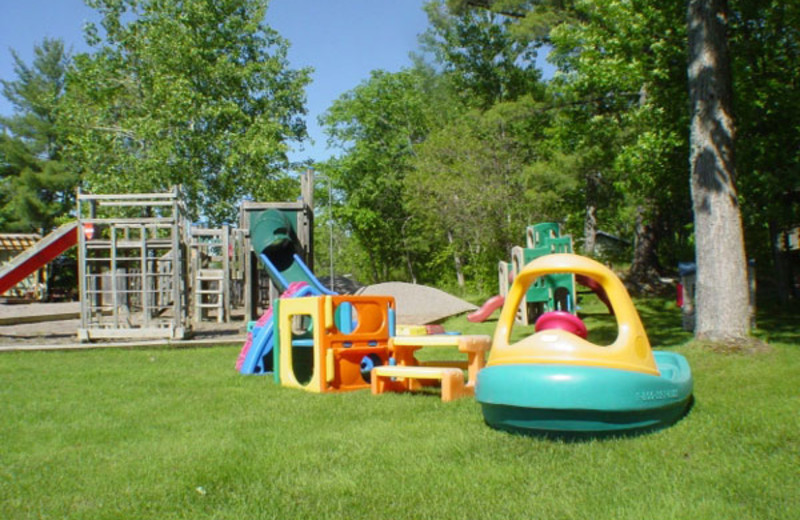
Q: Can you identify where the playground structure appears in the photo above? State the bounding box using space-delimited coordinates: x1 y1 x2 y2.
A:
470 223 576 324
0 170 330 342
476 253 693 438
76 189 191 341
240 172 317 322
511 223 576 324
234 186 489 399
1 191 237 341
189 225 232 323
233 175 492 400
3 169 474 351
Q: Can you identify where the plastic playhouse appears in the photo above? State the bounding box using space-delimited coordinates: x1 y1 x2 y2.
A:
470 222 576 324
476 253 693 438
274 293 395 393
240 283 492 400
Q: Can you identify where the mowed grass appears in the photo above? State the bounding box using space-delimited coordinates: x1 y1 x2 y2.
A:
1 298 798 519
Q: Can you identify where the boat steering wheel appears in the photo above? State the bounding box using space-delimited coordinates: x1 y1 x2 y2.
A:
534 311 588 339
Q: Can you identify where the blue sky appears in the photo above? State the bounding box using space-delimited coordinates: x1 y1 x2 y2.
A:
0 0 431 163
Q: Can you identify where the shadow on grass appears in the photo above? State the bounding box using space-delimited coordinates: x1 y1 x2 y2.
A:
753 297 800 344
578 295 692 348
453 292 799 348
635 297 693 348
636 294 799 346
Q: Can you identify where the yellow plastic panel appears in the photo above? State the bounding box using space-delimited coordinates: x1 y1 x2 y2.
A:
489 254 659 376
277 297 325 392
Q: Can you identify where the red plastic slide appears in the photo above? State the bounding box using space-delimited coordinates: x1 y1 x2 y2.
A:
467 294 505 323
0 222 79 295
575 274 614 315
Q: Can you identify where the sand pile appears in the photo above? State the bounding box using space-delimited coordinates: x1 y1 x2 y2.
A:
357 282 476 325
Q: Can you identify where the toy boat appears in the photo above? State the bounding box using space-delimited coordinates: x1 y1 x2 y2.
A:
476 254 693 439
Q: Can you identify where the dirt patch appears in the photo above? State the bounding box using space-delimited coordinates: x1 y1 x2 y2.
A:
0 301 246 349
689 337 773 355
0 282 477 349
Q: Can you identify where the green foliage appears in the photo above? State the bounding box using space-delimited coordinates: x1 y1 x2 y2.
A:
411 0 695 284
544 0 690 268
421 0 544 109
316 0 799 301
408 97 555 290
311 188 366 285
0 39 77 233
729 0 800 265
0 0 787 302
319 68 443 283
60 0 311 224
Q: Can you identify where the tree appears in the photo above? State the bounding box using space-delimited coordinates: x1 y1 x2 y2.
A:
319 68 441 283
687 0 751 340
421 0 543 109
446 1 692 285
533 1 692 282
0 38 77 233
729 0 800 302
61 0 311 223
458 0 752 337
408 99 558 290
402 3 552 289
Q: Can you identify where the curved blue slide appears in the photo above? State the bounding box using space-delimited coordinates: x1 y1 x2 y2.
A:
258 253 335 295
238 208 335 374
238 282 319 375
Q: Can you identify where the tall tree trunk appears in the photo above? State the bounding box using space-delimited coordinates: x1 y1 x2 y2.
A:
583 172 599 256
583 205 597 255
628 205 662 290
447 229 466 288
687 0 751 340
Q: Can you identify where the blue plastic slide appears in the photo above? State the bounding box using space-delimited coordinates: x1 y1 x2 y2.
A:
237 282 321 375
259 253 335 295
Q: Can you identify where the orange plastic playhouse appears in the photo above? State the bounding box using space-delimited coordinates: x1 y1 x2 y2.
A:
273 294 396 393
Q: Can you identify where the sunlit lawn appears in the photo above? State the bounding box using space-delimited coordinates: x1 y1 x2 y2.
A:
1 296 797 519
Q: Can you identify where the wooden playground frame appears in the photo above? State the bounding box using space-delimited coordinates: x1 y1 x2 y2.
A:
76 188 191 341
2 171 318 343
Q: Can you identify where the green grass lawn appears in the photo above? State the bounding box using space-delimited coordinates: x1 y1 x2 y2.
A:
1 298 798 519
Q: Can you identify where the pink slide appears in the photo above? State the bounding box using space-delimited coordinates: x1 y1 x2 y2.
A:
467 295 505 323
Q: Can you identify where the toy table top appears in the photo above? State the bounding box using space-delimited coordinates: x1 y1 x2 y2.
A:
389 334 491 352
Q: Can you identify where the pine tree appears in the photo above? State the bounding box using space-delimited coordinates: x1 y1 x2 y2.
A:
0 38 77 233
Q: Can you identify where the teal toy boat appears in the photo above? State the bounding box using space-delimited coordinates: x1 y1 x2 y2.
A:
476 254 693 439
